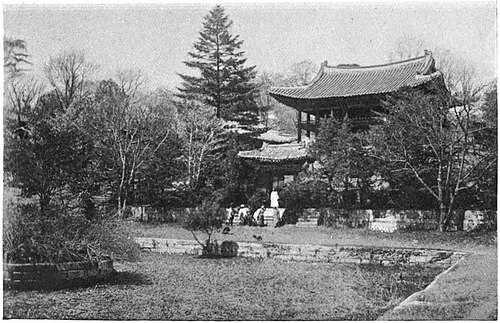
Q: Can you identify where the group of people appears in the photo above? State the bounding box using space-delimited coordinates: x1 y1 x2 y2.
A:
225 189 281 228
225 204 266 227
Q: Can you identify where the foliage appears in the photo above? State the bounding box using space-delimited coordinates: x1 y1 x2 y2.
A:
3 201 140 264
181 200 225 255
280 176 331 223
81 79 180 213
177 5 259 125
4 91 93 216
247 190 269 211
372 81 497 230
310 117 381 208
4 37 31 77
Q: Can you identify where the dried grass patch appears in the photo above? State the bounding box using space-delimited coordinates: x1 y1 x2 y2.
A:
4 252 441 320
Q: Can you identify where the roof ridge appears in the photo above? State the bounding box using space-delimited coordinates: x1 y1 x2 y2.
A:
324 53 430 71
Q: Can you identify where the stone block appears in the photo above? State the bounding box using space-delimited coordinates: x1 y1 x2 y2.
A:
67 270 86 279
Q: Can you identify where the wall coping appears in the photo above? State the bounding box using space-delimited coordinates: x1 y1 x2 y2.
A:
136 237 465 268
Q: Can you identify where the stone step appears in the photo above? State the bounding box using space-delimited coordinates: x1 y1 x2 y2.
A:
296 221 318 227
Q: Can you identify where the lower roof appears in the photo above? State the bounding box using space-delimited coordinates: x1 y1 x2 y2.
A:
237 143 312 164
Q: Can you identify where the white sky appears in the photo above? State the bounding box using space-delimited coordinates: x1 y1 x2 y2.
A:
3 1 497 90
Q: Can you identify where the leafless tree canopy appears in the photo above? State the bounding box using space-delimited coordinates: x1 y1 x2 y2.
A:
7 75 45 123
116 68 148 104
44 50 97 109
288 60 317 86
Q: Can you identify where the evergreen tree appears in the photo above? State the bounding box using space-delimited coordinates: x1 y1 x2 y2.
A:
178 5 259 125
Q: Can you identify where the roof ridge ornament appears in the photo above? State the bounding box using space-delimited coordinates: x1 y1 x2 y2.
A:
308 61 328 85
421 49 436 74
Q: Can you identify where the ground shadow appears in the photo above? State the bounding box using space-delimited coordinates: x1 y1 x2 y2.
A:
106 270 153 286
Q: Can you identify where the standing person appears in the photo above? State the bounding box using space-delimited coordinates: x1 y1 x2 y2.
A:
238 204 248 225
270 188 280 225
229 206 236 226
254 205 265 227
225 205 233 226
270 188 280 209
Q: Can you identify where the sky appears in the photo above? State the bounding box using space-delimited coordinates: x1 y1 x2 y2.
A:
3 1 497 91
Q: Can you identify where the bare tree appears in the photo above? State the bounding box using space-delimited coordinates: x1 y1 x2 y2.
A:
387 34 427 62
7 75 45 124
44 50 97 110
375 76 495 231
84 80 176 216
116 68 148 105
288 60 317 86
177 102 225 189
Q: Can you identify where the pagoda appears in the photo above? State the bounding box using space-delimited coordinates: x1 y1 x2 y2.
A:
238 51 444 191
268 51 442 141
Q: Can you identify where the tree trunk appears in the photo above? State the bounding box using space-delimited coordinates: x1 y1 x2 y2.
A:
438 201 447 232
456 209 465 231
39 193 51 217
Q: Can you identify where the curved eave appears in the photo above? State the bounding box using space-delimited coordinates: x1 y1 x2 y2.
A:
238 156 312 164
268 54 441 101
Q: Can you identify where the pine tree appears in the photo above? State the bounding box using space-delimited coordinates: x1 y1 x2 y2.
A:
178 5 259 125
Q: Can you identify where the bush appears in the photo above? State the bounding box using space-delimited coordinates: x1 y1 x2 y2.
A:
248 190 269 211
3 201 141 264
181 200 225 256
280 179 331 209
317 208 351 228
280 207 301 225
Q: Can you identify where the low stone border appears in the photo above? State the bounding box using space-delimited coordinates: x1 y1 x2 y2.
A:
135 237 464 268
377 254 467 320
3 259 115 290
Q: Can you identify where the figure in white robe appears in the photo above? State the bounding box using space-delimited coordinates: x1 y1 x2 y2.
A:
270 189 279 208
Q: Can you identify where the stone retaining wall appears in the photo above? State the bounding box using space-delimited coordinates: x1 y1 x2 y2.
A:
131 207 496 233
135 237 464 269
3 259 115 290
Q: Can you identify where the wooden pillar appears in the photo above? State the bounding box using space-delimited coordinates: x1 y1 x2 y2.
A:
315 109 320 137
342 103 349 122
306 113 311 138
297 110 302 142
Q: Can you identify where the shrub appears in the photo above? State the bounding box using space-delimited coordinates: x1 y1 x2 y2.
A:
474 210 497 232
280 179 330 209
3 201 141 264
248 190 269 211
181 200 225 256
317 208 351 228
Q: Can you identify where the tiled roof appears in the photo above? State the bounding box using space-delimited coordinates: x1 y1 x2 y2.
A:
257 130 296 144
237 143 311 163
269 52 442 100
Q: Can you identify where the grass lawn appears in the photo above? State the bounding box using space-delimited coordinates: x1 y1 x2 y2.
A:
129 222 498 320
3 252 442 320
3 222 496 320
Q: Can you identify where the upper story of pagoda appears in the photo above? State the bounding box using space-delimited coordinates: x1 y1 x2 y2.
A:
267 51 444 140
269 51 442 109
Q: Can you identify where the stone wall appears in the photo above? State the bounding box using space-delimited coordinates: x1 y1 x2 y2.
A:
314 208 496 232
3 259 115 290
130 206 496 233
135 237 464 269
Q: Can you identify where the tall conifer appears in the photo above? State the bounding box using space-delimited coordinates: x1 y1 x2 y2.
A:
178 5 258 125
